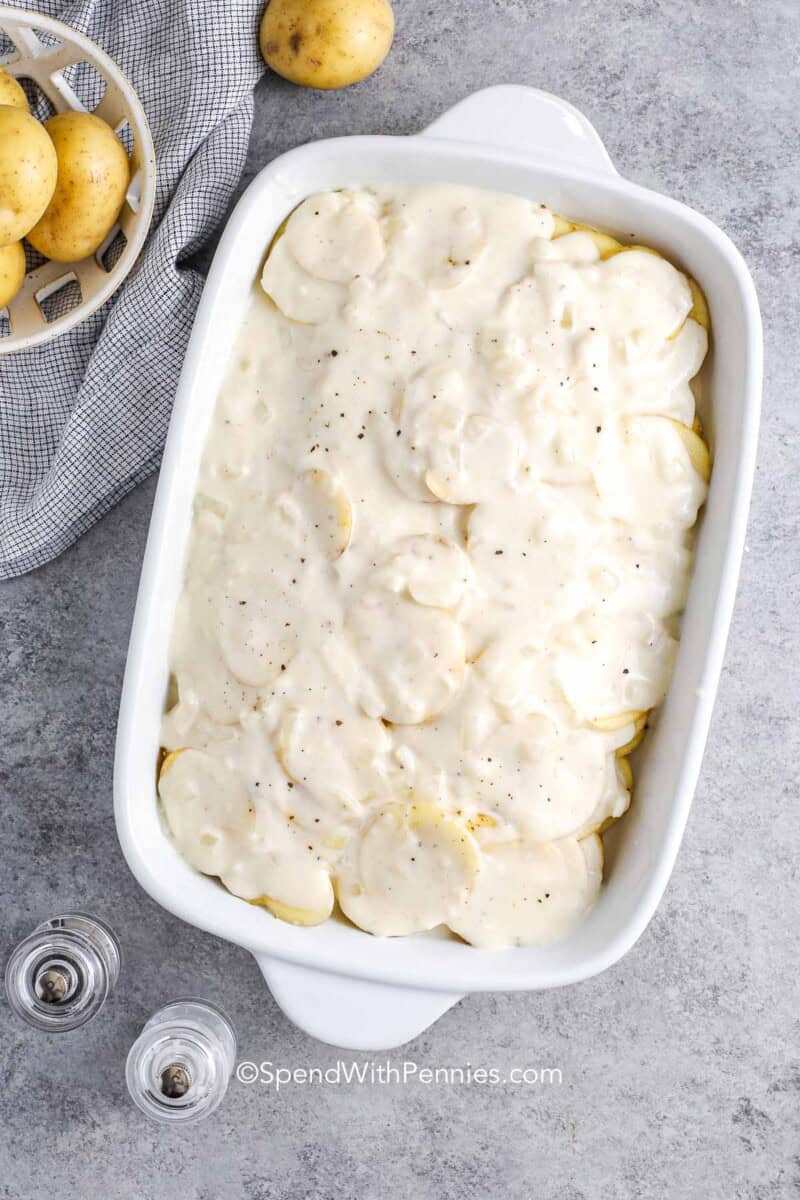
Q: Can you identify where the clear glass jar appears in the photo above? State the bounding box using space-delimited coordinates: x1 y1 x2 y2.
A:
126 999 237 1124
4 912 121 1032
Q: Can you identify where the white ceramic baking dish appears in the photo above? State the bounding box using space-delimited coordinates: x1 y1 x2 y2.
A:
114 86 761 1050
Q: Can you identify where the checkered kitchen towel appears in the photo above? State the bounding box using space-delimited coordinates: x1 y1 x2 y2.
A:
0 0 264 578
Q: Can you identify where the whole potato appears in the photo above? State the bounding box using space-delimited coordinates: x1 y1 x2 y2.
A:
26 112 130 263
0 106 57 248
0 68 28 110
260 0 394 89
0 241 26 309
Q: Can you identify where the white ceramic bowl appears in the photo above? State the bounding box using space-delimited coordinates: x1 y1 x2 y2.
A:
114 87 762 1050
0 4 156 354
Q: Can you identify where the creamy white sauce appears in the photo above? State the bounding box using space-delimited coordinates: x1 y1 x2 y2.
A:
159 184 709 949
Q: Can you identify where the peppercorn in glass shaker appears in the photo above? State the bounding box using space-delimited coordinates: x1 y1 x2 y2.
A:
5 913 121 1032
126 998 237 1123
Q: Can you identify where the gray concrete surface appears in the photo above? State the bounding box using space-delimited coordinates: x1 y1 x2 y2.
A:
1 1 798 1196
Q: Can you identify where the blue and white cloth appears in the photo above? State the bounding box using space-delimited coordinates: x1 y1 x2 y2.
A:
0 0 264 577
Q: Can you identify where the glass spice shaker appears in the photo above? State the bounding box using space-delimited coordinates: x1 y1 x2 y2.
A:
5 912 121 1032
126 998 237 1124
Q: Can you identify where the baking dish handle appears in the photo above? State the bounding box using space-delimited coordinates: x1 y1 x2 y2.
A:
422 85 618 177
255 955 463 1050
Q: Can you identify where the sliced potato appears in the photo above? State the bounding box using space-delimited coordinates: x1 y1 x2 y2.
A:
213 568 299 687
551 219 700 337
387 366 519 504
422 413 519 504
566 224 658 260
480 716 609 843
276 701 389 817
574 754 632 837
284 190 384 283
566 226 664 262
159 747 187 777
582 229 624 260
428 203 486 289
604 241 709 351
158 748 256 876
250 894 332 926
231 468 353 560
593 412 710 529
347 593 466 724
373 534 473 609
170 624 261 727
301 468 353 558
687 276 710 330
423 470 457 502
265 211 291 258
617 756 633 790
335 800 480 937
260 233 345 323
588 709 646 734
551 214 575 237
586 815 618 837
615 711 649 758
225 852 335 918
448 833 603 948
616 243 662 260
556 612 678 724
662 416 712 483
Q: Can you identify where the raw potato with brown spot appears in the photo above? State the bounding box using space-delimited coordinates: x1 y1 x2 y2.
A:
0 240 25 308
259 0 394 89
26 112 130 263
0 105 57 248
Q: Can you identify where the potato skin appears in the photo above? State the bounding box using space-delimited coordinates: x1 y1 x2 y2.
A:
26 112 130 263
260 0 394 90
0 106 57 247
0 240 26 308
0 68 28 110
